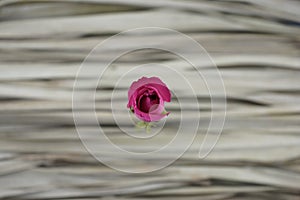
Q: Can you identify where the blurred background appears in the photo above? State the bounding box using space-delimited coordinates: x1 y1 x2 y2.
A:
0 0 300 199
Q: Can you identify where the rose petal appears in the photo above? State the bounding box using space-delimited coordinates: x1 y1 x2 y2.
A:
128 77 171 102
147 83 171 102
135 109 167 122
134 103 167 122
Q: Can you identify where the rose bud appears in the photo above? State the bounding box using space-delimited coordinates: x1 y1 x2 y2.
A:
127 77 171 122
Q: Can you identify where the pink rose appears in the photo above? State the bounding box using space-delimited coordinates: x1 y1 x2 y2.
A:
127 77 171 122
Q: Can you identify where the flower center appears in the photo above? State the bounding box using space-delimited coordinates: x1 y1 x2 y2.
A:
138 91 159 113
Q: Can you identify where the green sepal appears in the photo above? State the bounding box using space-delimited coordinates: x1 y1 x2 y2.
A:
135 121 153 133
161 109 170 115
129 107 134 113
136 121 147 128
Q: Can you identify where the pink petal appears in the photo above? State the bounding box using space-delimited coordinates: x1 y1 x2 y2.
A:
134 103 167 122
128 77 171 102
